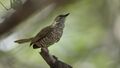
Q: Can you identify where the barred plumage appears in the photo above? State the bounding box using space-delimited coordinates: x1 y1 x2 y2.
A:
31 25 64 49
15 13 69 49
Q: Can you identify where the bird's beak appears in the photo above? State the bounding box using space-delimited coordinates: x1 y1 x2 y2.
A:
63 13 70 17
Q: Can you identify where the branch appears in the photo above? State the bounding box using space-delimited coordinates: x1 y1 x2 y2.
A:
0 0 55 36
40 48 72 68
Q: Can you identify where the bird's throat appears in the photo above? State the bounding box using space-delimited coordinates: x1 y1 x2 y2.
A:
52 21 58 27
51 20 65 29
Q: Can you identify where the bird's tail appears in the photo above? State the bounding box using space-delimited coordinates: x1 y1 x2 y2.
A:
14 37 33 44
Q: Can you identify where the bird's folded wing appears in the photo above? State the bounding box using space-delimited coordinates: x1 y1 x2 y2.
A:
30 26 53 45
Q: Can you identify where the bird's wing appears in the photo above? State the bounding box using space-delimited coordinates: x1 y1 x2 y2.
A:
30 26 53 45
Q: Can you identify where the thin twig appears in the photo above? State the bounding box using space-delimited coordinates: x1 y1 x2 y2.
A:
0 1 9 10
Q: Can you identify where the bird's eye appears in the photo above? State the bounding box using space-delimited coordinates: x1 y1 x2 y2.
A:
59 15 63 17
58 17 63 20
57 16 61 19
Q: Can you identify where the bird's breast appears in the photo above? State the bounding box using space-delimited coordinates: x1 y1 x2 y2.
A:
49 28 63 42
36 28 63 47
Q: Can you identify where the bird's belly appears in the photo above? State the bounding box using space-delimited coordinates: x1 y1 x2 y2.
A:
38 29 63 47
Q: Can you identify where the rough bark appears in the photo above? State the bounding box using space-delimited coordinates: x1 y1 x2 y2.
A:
40 48 72 68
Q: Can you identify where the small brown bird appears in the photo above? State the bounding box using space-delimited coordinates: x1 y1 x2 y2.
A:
15 13 70 49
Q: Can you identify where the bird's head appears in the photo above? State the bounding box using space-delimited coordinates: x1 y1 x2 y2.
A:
54 13 70 22
52 13 70 26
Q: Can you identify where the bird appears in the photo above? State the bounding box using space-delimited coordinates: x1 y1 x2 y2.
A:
15 13 70 49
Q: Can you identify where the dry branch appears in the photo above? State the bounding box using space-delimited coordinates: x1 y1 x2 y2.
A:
40 48 72 68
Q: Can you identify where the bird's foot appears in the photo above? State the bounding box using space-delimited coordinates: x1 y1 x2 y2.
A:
41 47 49 53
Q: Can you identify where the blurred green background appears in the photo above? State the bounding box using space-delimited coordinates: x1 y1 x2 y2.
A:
0 0 120 68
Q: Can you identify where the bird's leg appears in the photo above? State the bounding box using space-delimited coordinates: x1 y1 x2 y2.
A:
41 44 49 53
34 42 48 52
41 47 49 53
